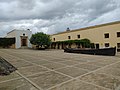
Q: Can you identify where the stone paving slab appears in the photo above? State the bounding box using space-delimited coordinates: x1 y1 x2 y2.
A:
6 59 25 63
18 65 49 76
28 71 71 89
72 59 90 63
74 63 101 71
110 62 120 69
0 72 21 82
85 61 113 67
49 79 109 90
49 59 67 62
79 72 120 90
31 60 52 65
96 67 120 79
58 60 79 66
56 66 89 77
0 49 120 90
0 78 38 90
42 62 67 70
12 60 34 68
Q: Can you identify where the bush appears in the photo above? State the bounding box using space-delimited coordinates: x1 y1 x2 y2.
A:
0 38 15 48
52 38 94 48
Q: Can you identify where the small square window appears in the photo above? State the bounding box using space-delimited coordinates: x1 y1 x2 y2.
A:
117 43 120 48
117 32 120 37
104 33 109 38
77 35 80 38
105 43 109 47
68 36 71 39
53 38 55 41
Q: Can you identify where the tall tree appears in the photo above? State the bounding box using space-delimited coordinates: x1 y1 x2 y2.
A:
30 32 51 49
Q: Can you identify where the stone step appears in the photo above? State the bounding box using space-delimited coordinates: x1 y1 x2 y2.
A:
19 46 29 49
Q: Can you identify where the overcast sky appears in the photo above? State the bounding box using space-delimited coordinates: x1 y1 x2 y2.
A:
0 0 120 37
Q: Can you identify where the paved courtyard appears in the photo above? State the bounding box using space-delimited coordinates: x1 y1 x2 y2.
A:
0 49 120 90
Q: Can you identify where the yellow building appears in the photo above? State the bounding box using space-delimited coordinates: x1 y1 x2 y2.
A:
51 21 120 51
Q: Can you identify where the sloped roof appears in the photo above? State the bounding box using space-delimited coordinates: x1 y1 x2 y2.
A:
52 21 120 36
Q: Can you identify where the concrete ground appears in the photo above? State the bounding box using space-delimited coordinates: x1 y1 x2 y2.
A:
0 49 120 90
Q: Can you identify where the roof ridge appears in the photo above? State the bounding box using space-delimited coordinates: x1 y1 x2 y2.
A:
52 21 120 35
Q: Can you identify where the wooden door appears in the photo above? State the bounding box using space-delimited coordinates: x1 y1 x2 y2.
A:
22 39 27 46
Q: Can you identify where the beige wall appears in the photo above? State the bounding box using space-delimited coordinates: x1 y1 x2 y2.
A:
9 44 15 49
51 21 120 49
6 30 16 37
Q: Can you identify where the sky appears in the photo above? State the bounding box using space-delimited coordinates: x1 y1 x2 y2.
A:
0 0 120 37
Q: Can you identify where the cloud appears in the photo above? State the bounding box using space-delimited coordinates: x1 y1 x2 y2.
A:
89 8 120 26
0 0 120 37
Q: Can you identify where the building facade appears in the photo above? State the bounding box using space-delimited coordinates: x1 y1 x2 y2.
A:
51 21 120 51
6 29 32 49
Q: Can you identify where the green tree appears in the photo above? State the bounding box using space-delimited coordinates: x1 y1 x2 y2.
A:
30 32 51 49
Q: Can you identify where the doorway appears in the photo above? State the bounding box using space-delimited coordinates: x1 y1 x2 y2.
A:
21 36 28 47
22 39 27 46
96 44 99 49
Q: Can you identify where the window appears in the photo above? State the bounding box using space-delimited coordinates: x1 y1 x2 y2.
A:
77 35 80 38
117 43 120 48
23 33 25 36
104 33 109 38
117 32 120 37
53 38 55 41
68 36 71 39
105 43 109 47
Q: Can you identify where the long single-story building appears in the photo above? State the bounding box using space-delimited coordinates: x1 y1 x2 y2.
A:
6 29 32 49
51 21 120 51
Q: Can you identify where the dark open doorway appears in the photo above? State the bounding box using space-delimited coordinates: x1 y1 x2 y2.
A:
22 39 27 46
96 44 99 49
21 36 28 47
